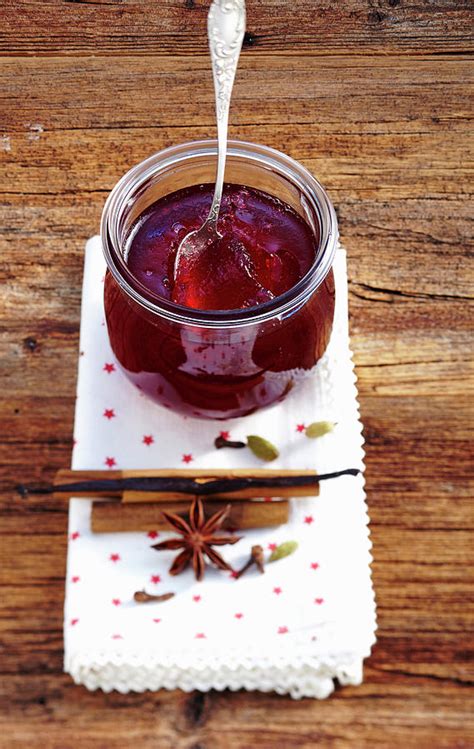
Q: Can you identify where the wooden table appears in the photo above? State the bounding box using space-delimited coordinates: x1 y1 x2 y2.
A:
1 2 473 746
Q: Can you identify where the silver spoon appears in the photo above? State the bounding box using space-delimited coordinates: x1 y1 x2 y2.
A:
173 0 246 281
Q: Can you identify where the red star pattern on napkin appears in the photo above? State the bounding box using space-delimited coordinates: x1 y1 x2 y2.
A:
63 244 348 675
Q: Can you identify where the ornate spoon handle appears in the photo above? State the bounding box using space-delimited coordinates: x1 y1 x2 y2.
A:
207 0 246 225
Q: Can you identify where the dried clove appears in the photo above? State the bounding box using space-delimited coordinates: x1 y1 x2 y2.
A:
235 544 265 579
133 590 175 604
252 544 265 573
214 435 247 450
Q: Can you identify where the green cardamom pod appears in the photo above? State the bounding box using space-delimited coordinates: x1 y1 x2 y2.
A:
305 421 335 439
269 540 298 563
246 435 279 462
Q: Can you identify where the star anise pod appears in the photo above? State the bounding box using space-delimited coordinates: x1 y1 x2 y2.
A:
151 497 241 581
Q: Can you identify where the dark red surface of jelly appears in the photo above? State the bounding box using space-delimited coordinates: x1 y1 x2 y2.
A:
126 184 316 310
104 183 335 419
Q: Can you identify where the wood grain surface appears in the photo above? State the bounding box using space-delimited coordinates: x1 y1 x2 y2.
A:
0 1 473 747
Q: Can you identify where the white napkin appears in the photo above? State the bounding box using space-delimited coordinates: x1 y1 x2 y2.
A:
64 237 376 699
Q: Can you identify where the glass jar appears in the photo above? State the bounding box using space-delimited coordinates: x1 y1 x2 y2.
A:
101 140 338 420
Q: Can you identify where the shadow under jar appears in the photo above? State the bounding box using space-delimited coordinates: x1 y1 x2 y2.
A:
101 140 338 420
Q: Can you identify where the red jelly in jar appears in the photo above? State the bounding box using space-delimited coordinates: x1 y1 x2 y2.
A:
102 141 338 420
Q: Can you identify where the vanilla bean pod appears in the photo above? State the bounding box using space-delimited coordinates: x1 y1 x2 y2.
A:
21 468 360 499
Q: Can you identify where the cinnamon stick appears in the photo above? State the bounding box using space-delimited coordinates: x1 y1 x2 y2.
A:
91 498 290 533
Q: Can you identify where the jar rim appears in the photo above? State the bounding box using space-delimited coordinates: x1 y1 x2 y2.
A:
101 139 338 329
